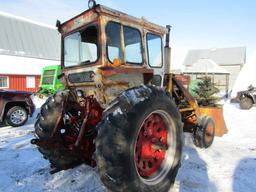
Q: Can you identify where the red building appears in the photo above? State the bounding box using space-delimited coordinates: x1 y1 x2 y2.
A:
0 74 41 93
0 12 60 92
0 55 59 92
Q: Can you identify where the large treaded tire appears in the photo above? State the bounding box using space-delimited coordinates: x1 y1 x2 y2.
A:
240 96 253 110
95 85 183 192
34 91 82 170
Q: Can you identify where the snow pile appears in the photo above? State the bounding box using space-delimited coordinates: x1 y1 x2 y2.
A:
0 99 256 192
232 50 256 97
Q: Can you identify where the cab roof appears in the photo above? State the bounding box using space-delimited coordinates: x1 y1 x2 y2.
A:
60 4 168 35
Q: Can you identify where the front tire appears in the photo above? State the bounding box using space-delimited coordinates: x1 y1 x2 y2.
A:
240 96 253 110
193 116 215 148
96 86 183 192
6 106 28 127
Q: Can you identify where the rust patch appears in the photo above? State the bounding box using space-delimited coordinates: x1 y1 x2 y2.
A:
61 11 98 34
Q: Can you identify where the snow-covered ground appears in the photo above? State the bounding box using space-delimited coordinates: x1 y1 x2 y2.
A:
0 98 255 192
174 103 256 192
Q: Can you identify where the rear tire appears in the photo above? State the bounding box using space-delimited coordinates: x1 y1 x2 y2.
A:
34 91 82 170
240 96 253 110
96 86 183 192
6 106 28 127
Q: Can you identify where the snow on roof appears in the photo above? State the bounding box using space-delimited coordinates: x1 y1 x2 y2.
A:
0 11 56 29
0 55 60 75
184 58 230 74
0 11 60 60
183 47 246 66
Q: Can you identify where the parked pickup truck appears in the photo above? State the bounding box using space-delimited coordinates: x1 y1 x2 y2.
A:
0 90 35 127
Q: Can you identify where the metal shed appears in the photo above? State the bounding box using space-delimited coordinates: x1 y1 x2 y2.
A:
0 11 60 60
0 12 60 92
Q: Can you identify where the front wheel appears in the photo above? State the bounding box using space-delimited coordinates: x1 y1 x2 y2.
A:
240 96 253 110
6 106 28 127
193 116 215 148
96 86 183 192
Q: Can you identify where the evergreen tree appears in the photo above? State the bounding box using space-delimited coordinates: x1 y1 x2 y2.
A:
193 76 220 107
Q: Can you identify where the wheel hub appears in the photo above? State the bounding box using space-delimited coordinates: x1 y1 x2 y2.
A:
135 114 168 178
205 123 214 143
10 110 25 124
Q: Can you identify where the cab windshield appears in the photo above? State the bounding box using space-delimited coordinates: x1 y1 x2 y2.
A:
64 25 98 67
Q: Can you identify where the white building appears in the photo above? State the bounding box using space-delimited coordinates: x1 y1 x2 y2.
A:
183 47 246 91
0 11 60 92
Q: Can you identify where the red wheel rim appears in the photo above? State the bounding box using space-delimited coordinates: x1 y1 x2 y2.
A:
135 113 168 178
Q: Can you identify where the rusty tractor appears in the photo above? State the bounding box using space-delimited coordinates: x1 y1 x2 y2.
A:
31 1 216 191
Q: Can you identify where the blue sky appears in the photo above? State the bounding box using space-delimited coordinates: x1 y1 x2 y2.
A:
0 0 255 68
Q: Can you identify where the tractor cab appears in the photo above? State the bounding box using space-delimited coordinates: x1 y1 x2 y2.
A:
58 3 171 107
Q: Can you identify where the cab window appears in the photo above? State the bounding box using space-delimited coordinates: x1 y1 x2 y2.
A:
106 22 123 63
106 22 143 65
146 33 162 67
123 26 142 64
64 25 98 67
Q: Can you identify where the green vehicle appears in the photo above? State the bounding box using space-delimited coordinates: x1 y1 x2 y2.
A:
39 65 64 95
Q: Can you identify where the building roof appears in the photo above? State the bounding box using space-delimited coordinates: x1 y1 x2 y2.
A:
0 55 59 75
184 58 230 74
0 11 60 60
183 47 246 67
